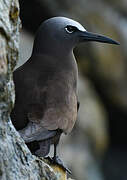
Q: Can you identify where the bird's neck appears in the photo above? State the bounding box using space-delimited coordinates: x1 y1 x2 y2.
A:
32 38 74 59
33 49 73 60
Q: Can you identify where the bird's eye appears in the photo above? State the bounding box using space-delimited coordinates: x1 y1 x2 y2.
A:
65 25 78 34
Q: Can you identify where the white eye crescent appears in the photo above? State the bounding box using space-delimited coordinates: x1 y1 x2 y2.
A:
65 25 78 33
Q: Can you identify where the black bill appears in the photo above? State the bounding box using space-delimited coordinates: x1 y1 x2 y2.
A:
80 31 120 45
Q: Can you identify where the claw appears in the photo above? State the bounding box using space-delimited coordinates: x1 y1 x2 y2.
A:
45 156 72 174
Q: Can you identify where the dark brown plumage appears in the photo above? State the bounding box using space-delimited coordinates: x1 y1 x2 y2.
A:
11 17 119 165
11 53 78 157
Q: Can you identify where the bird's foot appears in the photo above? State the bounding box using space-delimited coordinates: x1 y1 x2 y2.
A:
45 156 71 174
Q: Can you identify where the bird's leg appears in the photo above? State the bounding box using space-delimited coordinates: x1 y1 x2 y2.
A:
51 143 72 174
53 143 57 160
45 130 71 174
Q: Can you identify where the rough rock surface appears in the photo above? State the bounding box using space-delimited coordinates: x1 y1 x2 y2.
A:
0 1 63 180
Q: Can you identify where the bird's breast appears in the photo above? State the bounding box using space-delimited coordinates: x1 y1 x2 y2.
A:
39 70 78 134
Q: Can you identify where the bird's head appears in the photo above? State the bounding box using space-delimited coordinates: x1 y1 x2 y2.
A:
33 17 119 56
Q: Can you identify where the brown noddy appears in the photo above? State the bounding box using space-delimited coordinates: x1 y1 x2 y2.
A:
11 17 119 171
